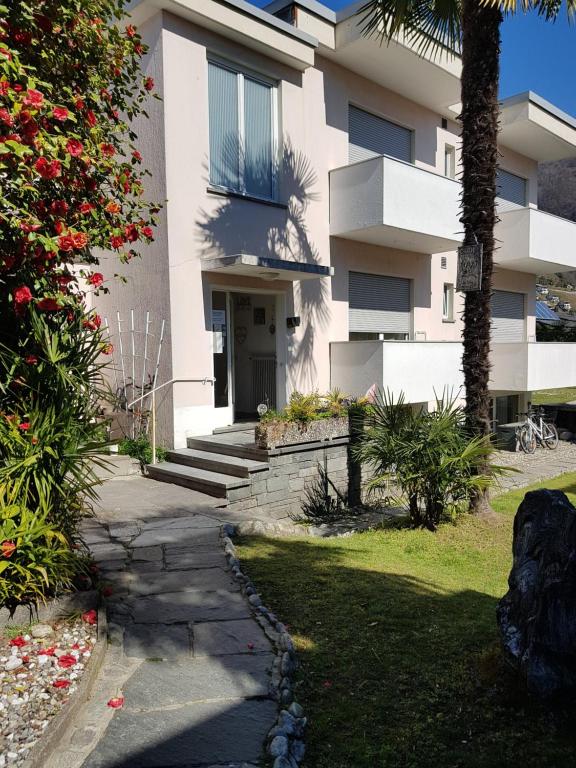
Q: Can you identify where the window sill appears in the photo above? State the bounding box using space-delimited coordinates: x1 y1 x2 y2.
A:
442 318 456 324
207 186 288 210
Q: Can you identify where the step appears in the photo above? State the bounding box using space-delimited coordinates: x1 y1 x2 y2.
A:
146 462 250 498
167 448 268 478
213 422 258 435
187 436 268 462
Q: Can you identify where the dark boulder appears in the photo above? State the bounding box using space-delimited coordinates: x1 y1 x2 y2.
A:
497 489 576 699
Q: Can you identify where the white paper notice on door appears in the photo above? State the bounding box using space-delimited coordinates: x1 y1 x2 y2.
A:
213 331 224 354
212 309 226 328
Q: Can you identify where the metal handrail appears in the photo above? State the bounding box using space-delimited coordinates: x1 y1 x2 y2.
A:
126 377 216 464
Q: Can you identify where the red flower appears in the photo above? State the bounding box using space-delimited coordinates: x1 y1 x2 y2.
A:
37 298 61 311
58 235 75 252
102 343 114 355
88 272 104 288
86 110 97 127
132 150 142 162
79 202 93 214
53 679 71 689
9 636 26 647
13 286 32 305
50 199 68 216
144 77 154 92
0 108 13 125
18 422 30 431
1 540 16 558
141 226 154 240
14 29 33 46
75 97 85 110
72 232 88 249
57 654 77 669
20 221 40 233
100 143 115 157
83 313 102 331
82 609 97 625
37 647 55 657
0 80 9 96
105 201 121 214
66 138 83 156
24 355 38 365
35 157 61 179
110 234 125 249
23 88 43 107
107 697 124 709
126 24 137 37
124 224 139 243
52 107 69 121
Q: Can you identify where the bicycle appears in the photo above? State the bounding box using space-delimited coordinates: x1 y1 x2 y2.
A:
516 408 559 454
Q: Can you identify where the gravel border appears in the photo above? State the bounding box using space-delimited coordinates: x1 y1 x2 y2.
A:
221 524 307 768
19 605 108 768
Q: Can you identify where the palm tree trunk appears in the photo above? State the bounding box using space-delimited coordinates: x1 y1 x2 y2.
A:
460 0 502 515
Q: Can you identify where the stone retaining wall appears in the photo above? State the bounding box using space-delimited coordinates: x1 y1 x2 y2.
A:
226 440 358 521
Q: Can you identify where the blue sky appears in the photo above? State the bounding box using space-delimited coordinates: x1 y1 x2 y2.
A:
258 0 576 118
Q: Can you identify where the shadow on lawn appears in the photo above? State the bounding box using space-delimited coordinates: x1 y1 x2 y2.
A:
235 535 576 768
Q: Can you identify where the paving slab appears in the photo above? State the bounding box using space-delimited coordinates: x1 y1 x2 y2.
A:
165 549 229 571
193 619 271 657
81 699 277 768
123 624 192 660
118 568 239 596
123 655 274 707
123 590 251 624
142 515 224 530
130 526 221 548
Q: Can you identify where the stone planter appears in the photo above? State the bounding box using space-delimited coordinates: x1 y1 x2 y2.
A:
255 416 349 450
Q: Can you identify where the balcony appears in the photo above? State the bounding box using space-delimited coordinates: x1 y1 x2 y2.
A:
495 207 576 274
490 343 576 392
329 156 462 254
330 340 464 403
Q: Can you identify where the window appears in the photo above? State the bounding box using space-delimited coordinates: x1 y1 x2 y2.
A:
349 332 409 341
442 283 454 321
348 272 411 339
348 105 413 164
208 60 276 200
444 145 456 179
496 168 527 207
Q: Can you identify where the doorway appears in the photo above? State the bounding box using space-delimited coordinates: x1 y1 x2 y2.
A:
211 289 279 425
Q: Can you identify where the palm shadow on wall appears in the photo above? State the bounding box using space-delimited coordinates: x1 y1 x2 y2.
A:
195 138 331 392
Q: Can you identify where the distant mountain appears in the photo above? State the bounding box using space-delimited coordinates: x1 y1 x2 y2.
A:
537 159 576 287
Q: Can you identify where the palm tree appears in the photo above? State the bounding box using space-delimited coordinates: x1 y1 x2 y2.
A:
359 0 573 514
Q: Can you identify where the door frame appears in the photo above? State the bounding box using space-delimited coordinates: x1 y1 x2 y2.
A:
210 285 286 426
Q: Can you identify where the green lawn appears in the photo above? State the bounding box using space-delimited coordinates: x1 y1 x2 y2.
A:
532 387 576 405
238 475 576 768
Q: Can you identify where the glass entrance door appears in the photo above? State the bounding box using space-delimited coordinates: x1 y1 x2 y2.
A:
212 291 231 409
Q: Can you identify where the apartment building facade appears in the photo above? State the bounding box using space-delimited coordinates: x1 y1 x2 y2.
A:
97 0 576 447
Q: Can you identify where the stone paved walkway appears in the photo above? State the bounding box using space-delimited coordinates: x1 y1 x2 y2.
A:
495 441 576 492
46 483 277 768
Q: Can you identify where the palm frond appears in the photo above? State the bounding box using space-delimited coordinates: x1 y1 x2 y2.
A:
357 0 462 60
481 0 575 19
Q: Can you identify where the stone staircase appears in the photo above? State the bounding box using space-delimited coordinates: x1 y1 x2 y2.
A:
146 428 270 501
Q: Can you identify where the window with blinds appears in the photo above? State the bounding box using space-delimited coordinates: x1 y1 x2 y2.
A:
496 168 527 209
208 60 276 200
348 272 411 337
491 290 525 342
348 105 413 164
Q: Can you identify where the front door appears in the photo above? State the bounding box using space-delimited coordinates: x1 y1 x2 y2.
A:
211 290 234 427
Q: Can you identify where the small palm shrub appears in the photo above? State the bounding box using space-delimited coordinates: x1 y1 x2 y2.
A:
355 391 505 530
0 504 85 615
293 461 349 523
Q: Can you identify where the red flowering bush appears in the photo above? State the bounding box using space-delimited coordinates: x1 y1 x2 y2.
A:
0 2 158 579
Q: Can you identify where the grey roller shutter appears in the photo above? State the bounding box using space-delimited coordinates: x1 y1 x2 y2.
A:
349 272 411 334
496 168 527 211
491 290 525 342
349 105 412 164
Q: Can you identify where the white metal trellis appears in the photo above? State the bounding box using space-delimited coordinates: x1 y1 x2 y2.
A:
104 310 166 439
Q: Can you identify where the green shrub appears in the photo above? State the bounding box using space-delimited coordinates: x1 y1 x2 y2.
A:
293 460 349 523
354 391 507 530
0 504 85 615
0 309 110 540
260 389 368 425
118 437 167 469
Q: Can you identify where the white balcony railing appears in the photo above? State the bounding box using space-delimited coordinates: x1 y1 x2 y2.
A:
330 340 464 403
329 155 462 254
331 340 576 402
495 207 576 275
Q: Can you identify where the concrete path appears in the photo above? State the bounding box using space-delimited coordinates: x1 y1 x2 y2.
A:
46 486 277 768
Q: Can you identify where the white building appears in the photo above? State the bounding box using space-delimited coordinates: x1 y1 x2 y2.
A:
97 0 576 448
